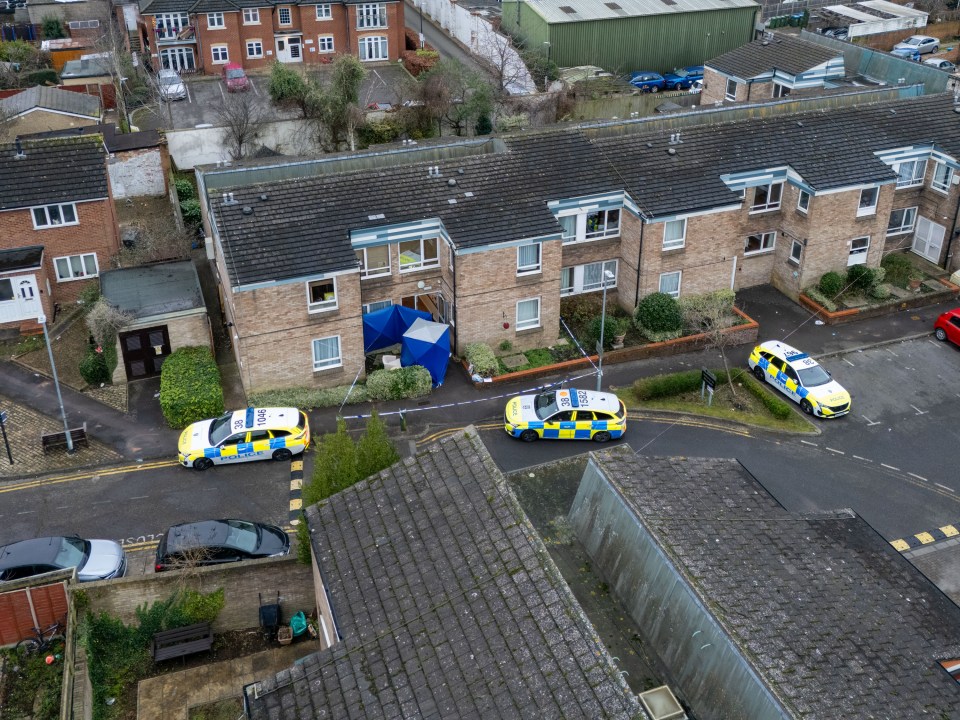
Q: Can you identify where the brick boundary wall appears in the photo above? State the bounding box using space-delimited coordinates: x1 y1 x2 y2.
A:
799 281 959 325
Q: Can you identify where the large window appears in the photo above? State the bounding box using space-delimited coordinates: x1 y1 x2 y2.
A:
312 336 342 370
356 246 390 278
659 271 681 299
316 3 332 19
154 13 190 40
278 7 292 24
32 203 77 229
306 278 337 313
207 12 224 28
848 236 870 266
857 187 878 217
561 260 617 296
359 36 388 61
932 162 953 193
160 46 195 71
211 45 229 63
54 253 98 281
243 8 260 23
744 231 776 255
517 243 541 275
895 159 926 189
246 41 263 59
318 35 334 53
398 238 438 272
751 182 783 212
887 207 917 236
585 209 620 239
516 298 540 330
797 190 811 213
725 78 738 101
789 240 803 265
357 3 387 28
662 219 686 250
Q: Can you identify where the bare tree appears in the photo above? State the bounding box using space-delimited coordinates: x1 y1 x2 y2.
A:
85 298 135 349
214 92 267 160
476 24 531 96
679 290 741 399
91 17 136 132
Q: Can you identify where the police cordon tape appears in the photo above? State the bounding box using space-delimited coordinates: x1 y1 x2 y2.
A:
339 369 601 422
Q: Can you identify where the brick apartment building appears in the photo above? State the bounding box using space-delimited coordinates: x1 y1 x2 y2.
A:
135 0 405 75
0 136 121 335
196 93 960 395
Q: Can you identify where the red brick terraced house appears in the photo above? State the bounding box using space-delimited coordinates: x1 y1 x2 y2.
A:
195 93 960 396
0 136 121 336
135 0 405 75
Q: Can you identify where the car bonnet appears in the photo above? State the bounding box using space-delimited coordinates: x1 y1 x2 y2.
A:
77 540 125 580
180 417 216 452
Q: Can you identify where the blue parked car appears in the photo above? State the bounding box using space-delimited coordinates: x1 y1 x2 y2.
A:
629 71 667 92
663 65 704 90
890 46 921 62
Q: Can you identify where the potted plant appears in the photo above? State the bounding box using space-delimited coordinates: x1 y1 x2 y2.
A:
607 317 630 349
908 272 923 291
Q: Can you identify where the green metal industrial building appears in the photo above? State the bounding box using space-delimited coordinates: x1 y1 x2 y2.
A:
500 0 761 76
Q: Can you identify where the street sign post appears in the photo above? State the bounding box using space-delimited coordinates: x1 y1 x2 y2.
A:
701 368 716 406
0 409 12 465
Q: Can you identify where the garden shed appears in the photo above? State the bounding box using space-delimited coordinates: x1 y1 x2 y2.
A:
501 0 760 75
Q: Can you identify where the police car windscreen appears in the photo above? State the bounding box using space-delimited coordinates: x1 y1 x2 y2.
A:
534 392 559 420
797 365 831 387
209 414 234 445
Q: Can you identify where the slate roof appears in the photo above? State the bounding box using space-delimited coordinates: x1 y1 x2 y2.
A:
0 136 109 211
0 86 101 120
18 124 162 153
0 246 44 274
247 431 642 720
707 34 841 79
589 446 960 718
99 261 205 319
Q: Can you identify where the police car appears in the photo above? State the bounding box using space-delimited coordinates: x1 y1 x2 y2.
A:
748 341 851 418
178 407 310 471
504 389 626 442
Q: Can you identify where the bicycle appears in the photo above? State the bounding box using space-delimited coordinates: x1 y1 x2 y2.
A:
15 619 66 657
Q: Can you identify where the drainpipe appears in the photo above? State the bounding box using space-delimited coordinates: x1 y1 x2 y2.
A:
634 218 645 307
942 184 960 272
450 244 458 353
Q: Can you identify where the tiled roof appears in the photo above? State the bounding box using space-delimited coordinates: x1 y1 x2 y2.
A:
0 136 109 211
707 33 842 79
247 431 642 720
590 446 960 717
0 246 44 273
0 86 100 120
18 124 162 153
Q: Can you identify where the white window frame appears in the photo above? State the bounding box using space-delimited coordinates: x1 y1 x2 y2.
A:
662 218 686 250
359 35 388 61
316 3 332 19
278 6 292 25
659 271 681 299
886 206 917 236
154 12 190 40
362 299 392 315
516 243 541 275
560 260 618 296
246 40 264 58
932 162 953 194
772 83 791 98
243 8 260 24
789 239 803 265
797 190 811 213
398 237 439 273
584 208 620 240
312 335 342 371
207 12 224 28
54 253 98 282
211 45 229 64
516 297 541 331
318 35 334 53
848 236 870 266
725 78 737 101
895 159 926 189
357 3 387 29
744 231 776 256
68 19 99 29
750 182 783 213
857 187 879 217
31 202 78 229
356 246 391 278
306 278 338 313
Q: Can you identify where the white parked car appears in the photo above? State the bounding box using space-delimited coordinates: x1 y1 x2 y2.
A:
157 67 187 101
923 57 956 73
893 35 940 55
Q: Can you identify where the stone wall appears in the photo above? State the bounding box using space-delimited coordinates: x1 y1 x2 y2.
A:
108 148 167 199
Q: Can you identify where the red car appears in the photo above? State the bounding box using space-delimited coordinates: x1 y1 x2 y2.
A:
221 63 249 92
934 308 960 346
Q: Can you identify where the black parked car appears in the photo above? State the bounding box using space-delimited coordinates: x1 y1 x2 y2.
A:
154 519 290 572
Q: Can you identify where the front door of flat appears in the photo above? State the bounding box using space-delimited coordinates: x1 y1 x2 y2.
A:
120 326 171 380
912 216 946 263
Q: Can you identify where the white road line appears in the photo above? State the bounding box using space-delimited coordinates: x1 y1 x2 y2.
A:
92 500 112 505
852 455 871 462
16 510 35 514
862 415 880 426
929 339 941 346
129 495 148 500
908 472 928 482
886 348 898 357
910 405 927 415
55 505 70 509
881 463 900 471
935 483 954 493
800 440 818 447
843 359 854 366
826 447 844 455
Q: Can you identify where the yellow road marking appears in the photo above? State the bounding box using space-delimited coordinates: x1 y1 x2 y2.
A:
916 532 935 544
941 525 959 537
122 540 160 551
291 460 303 472
890 539 910 551
290 478 302 491
0 460 179 495
289 498 302 511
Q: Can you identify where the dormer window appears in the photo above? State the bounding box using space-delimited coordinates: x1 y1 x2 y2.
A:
750 182 783 213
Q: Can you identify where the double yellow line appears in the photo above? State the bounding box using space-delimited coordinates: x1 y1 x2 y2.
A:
0 459 178 495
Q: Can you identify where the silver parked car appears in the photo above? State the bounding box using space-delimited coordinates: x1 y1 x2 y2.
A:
893 35 940 55
0 536 127 582
157 67 187 101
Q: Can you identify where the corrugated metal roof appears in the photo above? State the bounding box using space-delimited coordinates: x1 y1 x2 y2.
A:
526 0 758 23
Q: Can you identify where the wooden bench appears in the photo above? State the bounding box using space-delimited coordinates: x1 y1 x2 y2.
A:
41 423 89 453
150 623 213 662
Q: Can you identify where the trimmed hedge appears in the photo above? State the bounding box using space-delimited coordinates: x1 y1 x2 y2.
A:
366 365 432 401
633 369 794 420
846 265 876 291
159 346 224 428
818 271 844 298
249 384 369 409
740 373 793 419
465 342 498 377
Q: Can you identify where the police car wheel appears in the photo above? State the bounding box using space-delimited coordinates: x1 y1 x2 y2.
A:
520 430 539 442
193 458 213 471
800 399 815 416
752 366 766 382
593 431 611 443
936 328 947 341
272 449 293 462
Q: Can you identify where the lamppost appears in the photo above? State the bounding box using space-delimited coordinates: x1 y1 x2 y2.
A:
38 314 74 453
417 0 424 48
595 269 615 392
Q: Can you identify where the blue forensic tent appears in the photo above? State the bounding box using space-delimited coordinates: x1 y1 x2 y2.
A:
362 305 431 353
401 317 451 387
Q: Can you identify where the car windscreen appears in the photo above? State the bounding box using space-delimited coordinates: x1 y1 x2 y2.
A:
208 414 234 445
904 37 922 45
54 537 89 569
797 364 831 387
226 69 245 79
223 520 260 553
534 392 559 420
160 75 180 86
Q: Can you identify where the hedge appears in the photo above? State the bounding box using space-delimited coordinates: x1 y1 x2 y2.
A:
366 365 432 401
159 346 224 428
633 369 794 420
465 342 498 377
249 383 369 409
803 287 837 312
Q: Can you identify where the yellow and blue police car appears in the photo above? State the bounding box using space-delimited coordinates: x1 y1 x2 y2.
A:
178 407 310 471
748 341 851 418
504 388 626 442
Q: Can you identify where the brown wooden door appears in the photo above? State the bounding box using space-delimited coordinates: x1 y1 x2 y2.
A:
120 326 171 379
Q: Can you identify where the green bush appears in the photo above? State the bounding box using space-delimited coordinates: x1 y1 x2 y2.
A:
588 314 630 350
465 342 498 377
159 346 224 428
846 265 876 291
870 284 891 300
741 374 793 419
24 69 58 86
366 365 432 401
182 588 225 624
882 253 913 287
561 293 603 333
356 118 405 147
180 198 201 226
78 283 101 306
803 287 837 312
174 177 196 202
41 16 65 39
632 370 702 400
249 384 369 409
677 289 735 318
636 292 683 334
79 346 111 385
818 271 844 298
